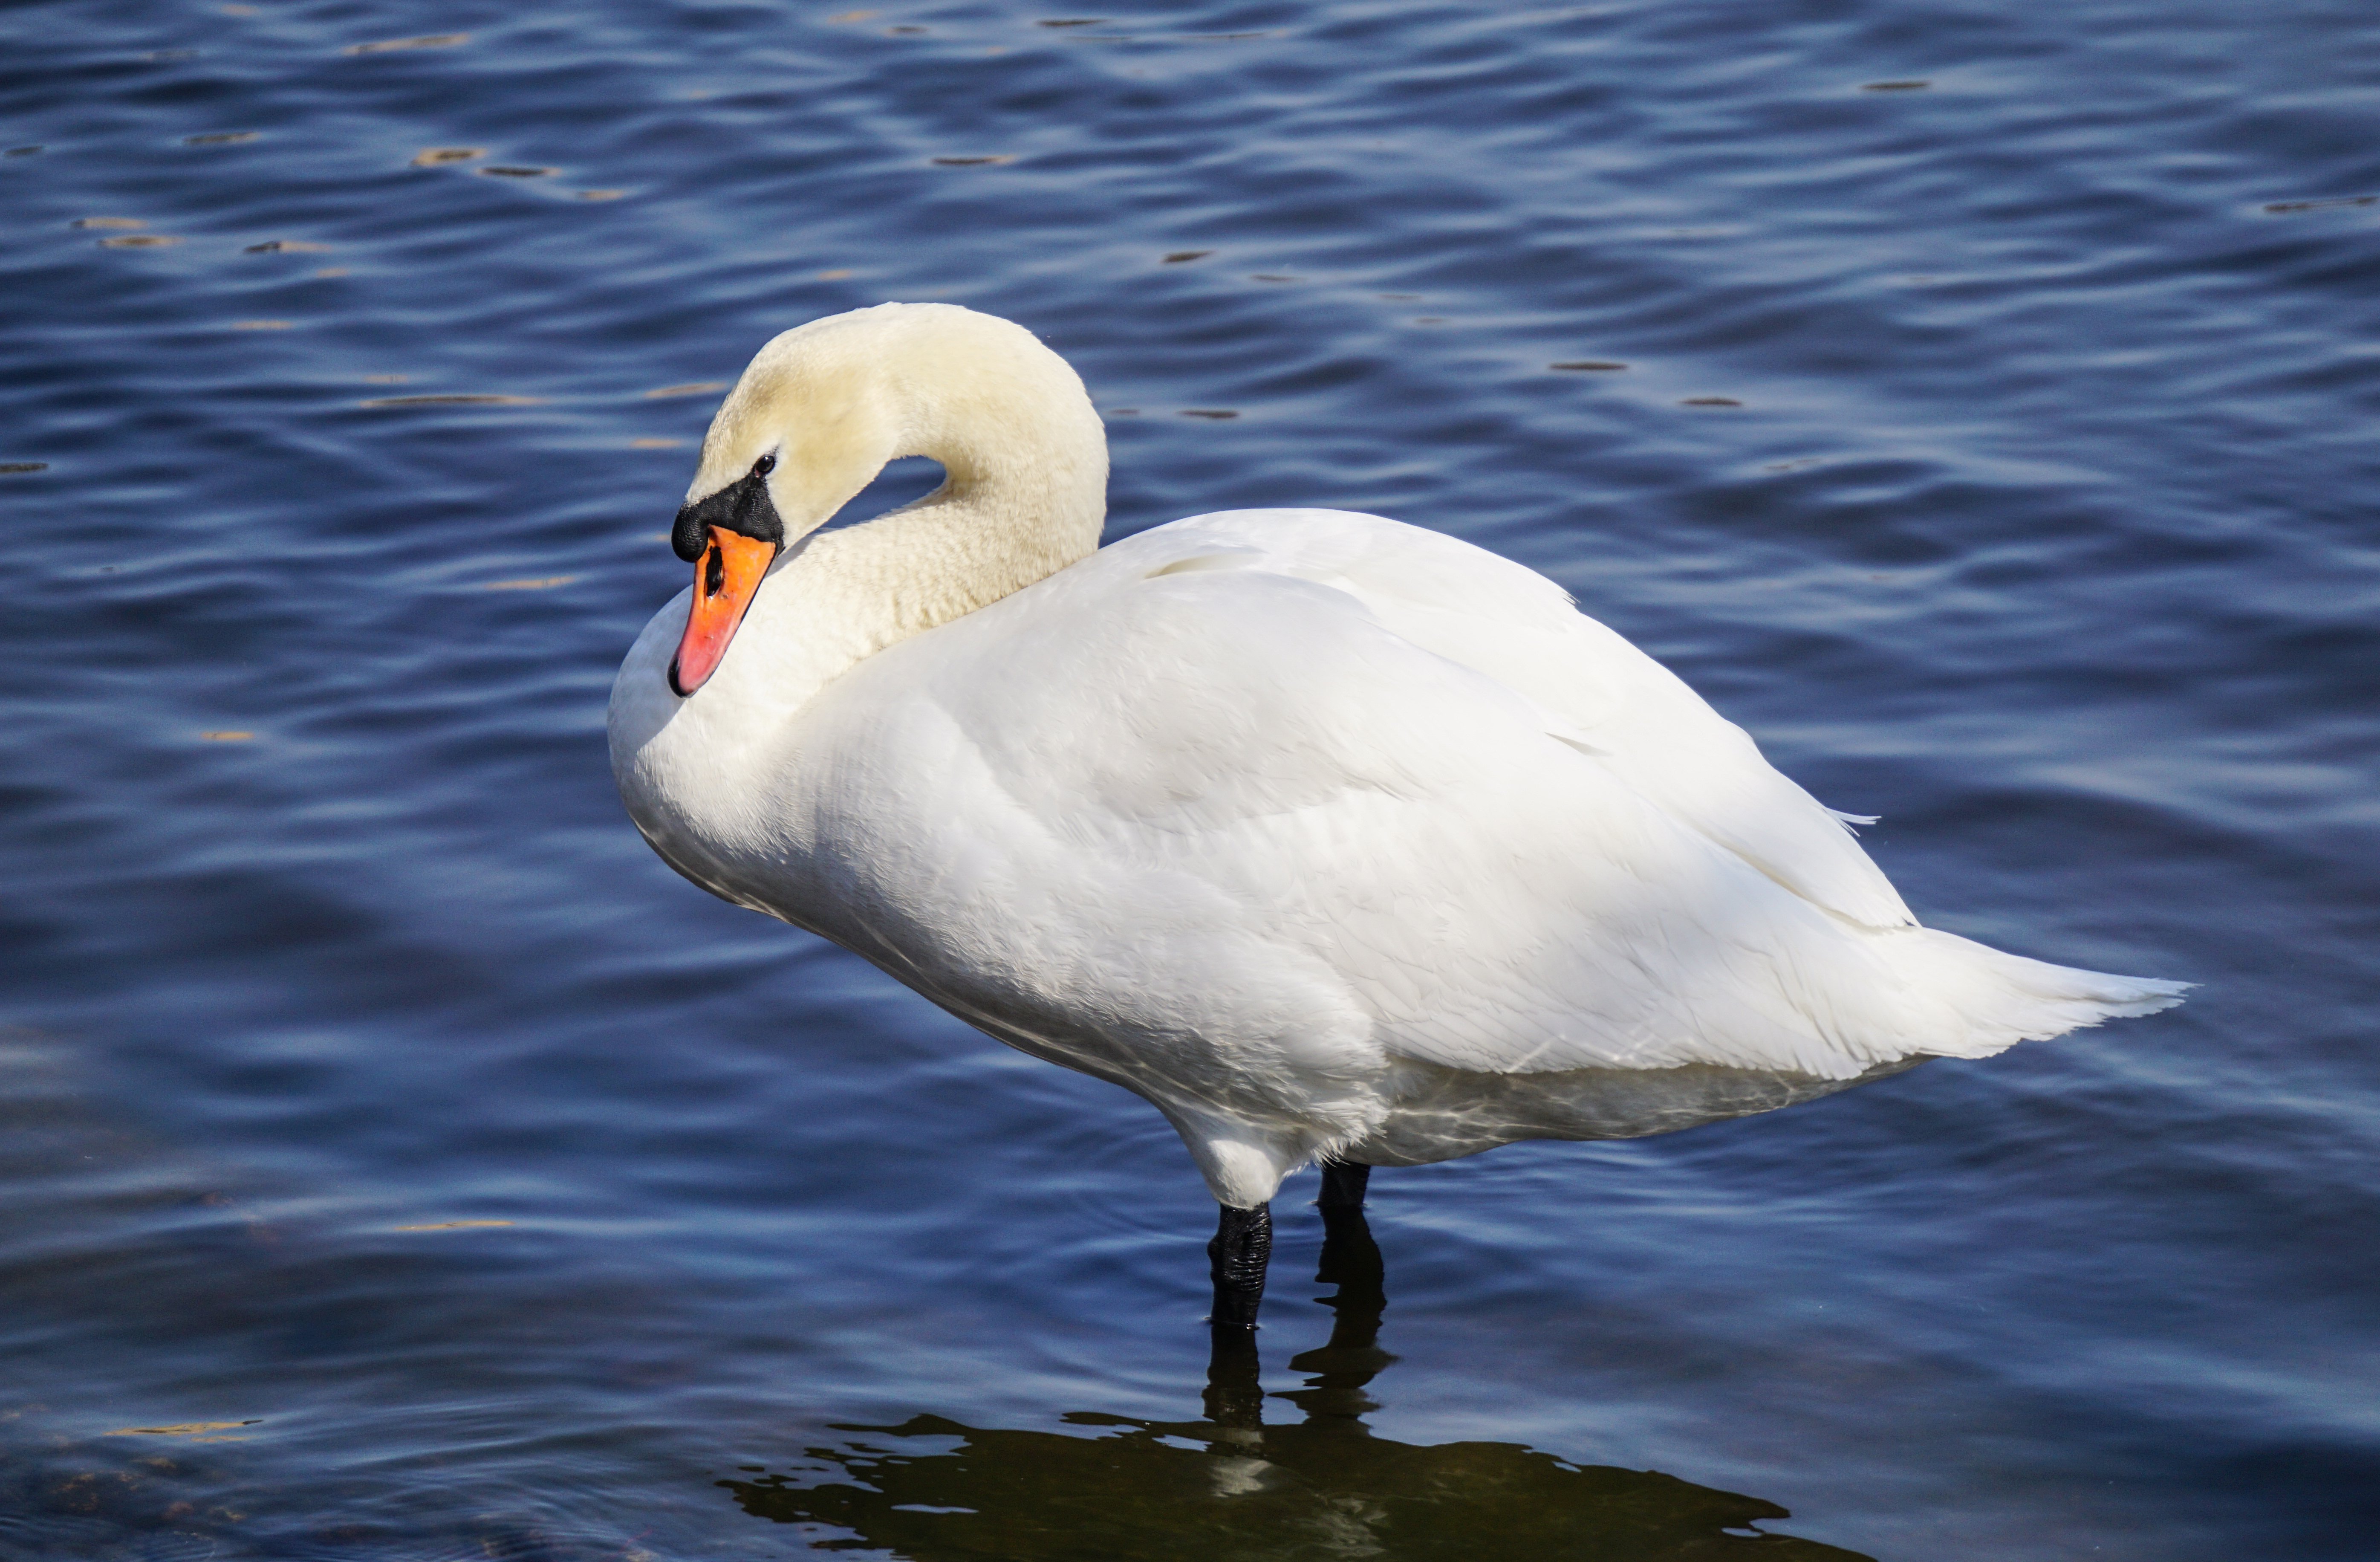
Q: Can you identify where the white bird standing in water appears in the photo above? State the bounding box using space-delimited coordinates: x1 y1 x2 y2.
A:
608 303 2185 1327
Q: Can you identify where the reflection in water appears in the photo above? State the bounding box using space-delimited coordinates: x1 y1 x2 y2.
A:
723 1206 1870 1561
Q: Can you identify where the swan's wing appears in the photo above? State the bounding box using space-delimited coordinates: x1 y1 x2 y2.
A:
1097 509 1915 930
819 546 1961 1086
794 508 2176 1099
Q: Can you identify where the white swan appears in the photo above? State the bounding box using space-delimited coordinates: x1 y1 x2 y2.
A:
608 303 2184 1324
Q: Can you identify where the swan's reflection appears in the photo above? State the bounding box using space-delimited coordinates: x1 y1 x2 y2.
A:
723 1204 1873 1560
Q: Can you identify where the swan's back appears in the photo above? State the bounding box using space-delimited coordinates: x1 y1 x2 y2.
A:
1115 509 1916 928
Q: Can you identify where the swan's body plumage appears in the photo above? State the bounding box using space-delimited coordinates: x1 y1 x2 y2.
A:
609 303 2183 1210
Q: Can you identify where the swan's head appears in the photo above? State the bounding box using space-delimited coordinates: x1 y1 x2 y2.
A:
661 301 1102 696
664 309 904 695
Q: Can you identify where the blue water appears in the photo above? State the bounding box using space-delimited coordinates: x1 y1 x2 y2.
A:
4 1 2376 1557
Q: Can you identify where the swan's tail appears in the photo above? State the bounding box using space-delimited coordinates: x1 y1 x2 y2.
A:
1894 926 2190 1061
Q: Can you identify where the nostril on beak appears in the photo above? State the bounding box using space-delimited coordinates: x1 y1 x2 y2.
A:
705 542 725 598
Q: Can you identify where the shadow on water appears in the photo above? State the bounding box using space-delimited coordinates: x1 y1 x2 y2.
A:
722 1205 1871 1562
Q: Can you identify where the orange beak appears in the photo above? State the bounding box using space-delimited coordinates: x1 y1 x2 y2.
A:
669 528 778 697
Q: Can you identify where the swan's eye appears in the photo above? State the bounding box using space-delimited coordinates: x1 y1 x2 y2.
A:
753 453 776 477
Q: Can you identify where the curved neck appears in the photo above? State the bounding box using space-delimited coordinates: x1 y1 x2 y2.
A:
822 415 1108 645
667 304 1112 727
707 379 1109 729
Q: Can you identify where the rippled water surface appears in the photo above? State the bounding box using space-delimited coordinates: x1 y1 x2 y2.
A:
5 0 2377 1556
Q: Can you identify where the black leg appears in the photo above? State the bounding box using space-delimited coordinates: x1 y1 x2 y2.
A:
1207 1202 1272 1329
1313 1202 1386 1339
1318 1159 1370 1209
1284 1198 1395 1423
